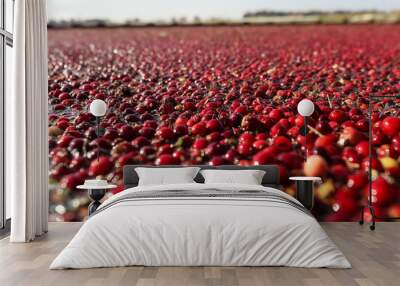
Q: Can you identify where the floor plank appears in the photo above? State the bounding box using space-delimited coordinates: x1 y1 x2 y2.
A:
0 222 399 286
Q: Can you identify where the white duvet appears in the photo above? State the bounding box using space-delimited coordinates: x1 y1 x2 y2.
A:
50 183 351 269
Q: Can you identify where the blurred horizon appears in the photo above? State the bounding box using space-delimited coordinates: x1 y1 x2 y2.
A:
48 0 400 22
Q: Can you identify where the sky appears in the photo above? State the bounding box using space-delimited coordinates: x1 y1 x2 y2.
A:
47 0 400 22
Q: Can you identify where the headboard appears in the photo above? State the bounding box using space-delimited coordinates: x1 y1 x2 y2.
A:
123 165 281 189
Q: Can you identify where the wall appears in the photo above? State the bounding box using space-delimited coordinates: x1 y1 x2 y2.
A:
48 25 400 222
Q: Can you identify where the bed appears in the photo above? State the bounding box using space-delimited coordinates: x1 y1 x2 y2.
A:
50 165 351 269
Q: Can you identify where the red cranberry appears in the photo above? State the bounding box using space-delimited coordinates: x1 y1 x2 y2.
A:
347 172 368 191
174 125 188 136
239 133 255 144
329 110 347 123
382 117 400 138
253 140 268 150
206 119 222 132
209 156 226 166
50 164 70 180
139 127 155 139
342 147 360 163
191 122 207 136
116 152 137 168
88 156 113 176
61 172 86 190
119 125 136 141
365 176 395 207
224 149 237 163
272 136 292 152
205 142 225 157
269 109 283 121
355 141 370 158
237 143 253 157
139 146 156 158
252 146 277 165
332 191 358 217
329 164 350 183
156 126 174 141
155 154 178 165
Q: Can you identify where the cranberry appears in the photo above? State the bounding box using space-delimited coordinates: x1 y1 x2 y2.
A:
172 150 187 161
61 172 86 190
365 176 395 207
340 127 365 146
191 122 207 136
376 144 397 158
355 141 370 158
315 135 337 149
342 147 360 164
68 138 85 153
206 132 222 142
224 149 237 163
88 156 113 176
372 131 386 146
252 146 277 165
50 164 70 180
329 110 347 123
239 133 255 144
241 115 259 131
277 152 303 170
209 156 226 166
103 128 119 141
237 143 253 157
205 142 225 157
269 109 283 121
119 125 136 141
155 154 178 165
139 146 156 158
253 140 268 150
272 136 292 152
89 138 112 151
206 119 222 132
174 125 188 136
139 127 155 139
332 191 358 217
382 117 400 138
156 126 174 141
193 138 208 150
388 204 400 218
49 126 63 137
304 155 328 177
329 164 350 183
347 172 368 191
57 135 74 148
56 120 70 130
132 136 150 149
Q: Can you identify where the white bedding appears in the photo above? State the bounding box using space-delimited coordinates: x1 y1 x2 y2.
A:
50 183 351 269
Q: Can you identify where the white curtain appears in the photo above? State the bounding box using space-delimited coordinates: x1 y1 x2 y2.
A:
8 0 49 242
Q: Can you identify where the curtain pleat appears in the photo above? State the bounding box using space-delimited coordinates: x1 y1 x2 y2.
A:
10 0 48 242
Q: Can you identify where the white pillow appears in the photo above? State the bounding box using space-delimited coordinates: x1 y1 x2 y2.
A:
135 167 200 186
200 169 266 185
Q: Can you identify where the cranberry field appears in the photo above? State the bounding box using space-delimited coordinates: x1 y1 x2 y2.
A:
48 25 400 222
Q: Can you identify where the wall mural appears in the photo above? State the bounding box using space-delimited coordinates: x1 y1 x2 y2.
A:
48 25 400 222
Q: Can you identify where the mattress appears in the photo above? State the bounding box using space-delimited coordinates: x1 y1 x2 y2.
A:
50 183 351 269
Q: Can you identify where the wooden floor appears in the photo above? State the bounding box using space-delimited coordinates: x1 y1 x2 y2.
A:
0 223 399 286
